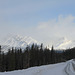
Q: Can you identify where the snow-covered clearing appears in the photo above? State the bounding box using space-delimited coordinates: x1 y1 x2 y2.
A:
0 59 75 75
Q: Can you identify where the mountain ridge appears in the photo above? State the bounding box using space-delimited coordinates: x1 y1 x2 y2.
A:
1 35 75 52
1 35 39 52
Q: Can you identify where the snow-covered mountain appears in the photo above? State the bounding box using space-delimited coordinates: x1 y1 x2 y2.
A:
54 37 75 49
2 35 38 47
0 59 75 75
1 35 39 52
1 35 75 52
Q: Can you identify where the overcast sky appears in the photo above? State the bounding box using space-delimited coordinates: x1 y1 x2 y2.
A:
0 0 75 46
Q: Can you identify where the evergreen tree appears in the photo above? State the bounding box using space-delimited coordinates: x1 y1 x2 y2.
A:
1 52 5 72
51 46 55 64
0 45 2 71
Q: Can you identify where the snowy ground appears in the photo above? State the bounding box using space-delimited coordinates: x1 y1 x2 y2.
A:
0 59 75 75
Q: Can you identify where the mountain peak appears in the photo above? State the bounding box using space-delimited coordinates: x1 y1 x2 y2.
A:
55 37 73 49
1 35 39 48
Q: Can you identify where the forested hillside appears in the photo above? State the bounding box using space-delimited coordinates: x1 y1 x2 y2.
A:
0 44 75 72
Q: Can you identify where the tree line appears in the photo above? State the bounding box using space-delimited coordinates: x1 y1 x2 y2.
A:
0 44 75 72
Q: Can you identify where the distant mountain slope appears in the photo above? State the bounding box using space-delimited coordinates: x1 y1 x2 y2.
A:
1 35 39 52
2 35 38 47
54 37 75 49
1 35 75 52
